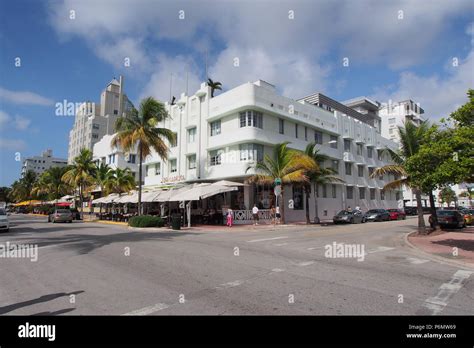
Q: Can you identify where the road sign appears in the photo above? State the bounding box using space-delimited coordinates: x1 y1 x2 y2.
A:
274 185 281 196
274 178 282 186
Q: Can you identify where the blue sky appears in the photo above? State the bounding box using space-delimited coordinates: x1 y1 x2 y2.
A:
0 0 473 186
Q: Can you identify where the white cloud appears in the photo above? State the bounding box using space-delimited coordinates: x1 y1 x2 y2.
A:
0 87 54 106
0 111 32 131
0 138 26 151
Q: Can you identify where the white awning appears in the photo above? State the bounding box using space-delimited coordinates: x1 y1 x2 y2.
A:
170 184 237 201
116 191 138 203
152 185 196 202
94 193 120 204
212 180 245 187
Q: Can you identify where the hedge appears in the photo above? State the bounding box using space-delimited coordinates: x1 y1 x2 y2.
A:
128 215 165 228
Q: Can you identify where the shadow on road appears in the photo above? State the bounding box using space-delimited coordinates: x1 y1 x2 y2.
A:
31 308 76 316
432 239 474 252
0 290 84 314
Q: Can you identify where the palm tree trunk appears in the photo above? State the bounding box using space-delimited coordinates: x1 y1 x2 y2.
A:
313 183 320 224
280 186 285 224
429 190 439 232
305 185 310 224
414 188 426 234
79 184 83 220
138 145 143 216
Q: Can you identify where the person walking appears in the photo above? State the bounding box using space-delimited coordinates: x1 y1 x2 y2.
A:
226 208 233 227
275 205 281 225
270 205 276 226
252 204 259 225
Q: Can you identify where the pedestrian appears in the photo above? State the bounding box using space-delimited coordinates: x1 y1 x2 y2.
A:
275 205 281 224
226 208 233 227
347 206 352 212
270 205 276 225
252 204 259 225
355 206 360 212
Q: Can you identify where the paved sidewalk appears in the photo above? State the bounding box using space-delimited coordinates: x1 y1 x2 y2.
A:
408 227 474 266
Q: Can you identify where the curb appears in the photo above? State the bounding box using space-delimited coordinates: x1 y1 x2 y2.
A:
404 231 474 271
84 220 128 226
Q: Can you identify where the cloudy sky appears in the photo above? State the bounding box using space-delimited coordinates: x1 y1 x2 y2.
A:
0 0 473 186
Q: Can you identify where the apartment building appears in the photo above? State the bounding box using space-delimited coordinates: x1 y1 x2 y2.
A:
378 99 424 142
21 149 67 177
67 76 133 163
142 80 401 223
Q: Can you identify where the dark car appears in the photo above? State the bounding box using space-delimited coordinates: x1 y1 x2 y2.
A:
48 209 73 223
387 208 406 220
404 207 418 216
436 210 465 229
365 209 390 222
333 210 365 224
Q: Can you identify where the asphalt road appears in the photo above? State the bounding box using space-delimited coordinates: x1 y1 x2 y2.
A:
0 214 472 315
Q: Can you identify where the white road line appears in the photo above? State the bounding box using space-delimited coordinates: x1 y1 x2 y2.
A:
297 261 315 267
215 280 244 289
247 236 288 243
123 303 169 316
274 243 288 246
422 270 473 315
271 268 285 272
307 246 324 250
406 257 430 265
366 246 395 254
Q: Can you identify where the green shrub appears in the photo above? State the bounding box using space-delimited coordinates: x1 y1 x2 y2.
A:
128 215 165 228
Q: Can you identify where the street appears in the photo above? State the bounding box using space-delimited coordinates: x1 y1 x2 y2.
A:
0 214 472 316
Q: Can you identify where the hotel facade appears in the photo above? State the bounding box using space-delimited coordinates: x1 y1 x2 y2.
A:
141 80 401 223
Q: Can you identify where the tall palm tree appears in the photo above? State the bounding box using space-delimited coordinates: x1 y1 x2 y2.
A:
10 170 37 202
32 166 71 200
104 168 136 195
303 143 344 224
62 148 96 218
111 97 175 215
207 78 222 98
370 121 430 233
245 142 315 224
94 162 112 195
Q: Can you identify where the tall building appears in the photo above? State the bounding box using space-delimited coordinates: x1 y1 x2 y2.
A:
67 76 133 163
21 149 67 177
142 80 401 223
378 99 424 142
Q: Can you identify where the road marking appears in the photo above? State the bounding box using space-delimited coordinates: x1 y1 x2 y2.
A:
271 268 285 272
274 243 288 246
406 257 430 265
247 236 288 243
216 280 244 289
366 246 395 254
297 261 315 267
307 246 324 250
422 270 473 315
123 303 169 316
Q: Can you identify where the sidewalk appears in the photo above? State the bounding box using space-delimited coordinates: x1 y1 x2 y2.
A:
408 226 474 266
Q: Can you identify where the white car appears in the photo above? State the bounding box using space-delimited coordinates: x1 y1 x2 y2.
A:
0 208 9 232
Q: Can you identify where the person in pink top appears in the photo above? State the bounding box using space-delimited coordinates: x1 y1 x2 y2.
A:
226 208 233 227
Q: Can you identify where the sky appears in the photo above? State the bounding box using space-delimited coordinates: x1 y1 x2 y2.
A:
0 0 473 186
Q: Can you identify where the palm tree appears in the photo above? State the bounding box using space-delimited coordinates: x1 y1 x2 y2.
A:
104 168 136 195
370 121 430 233
245 142 315 224
111 97 175 215
10 170 37 202
207 78 222 98
94 162 112 195
32 166 71 200
62 148 96 218
303 143 344 224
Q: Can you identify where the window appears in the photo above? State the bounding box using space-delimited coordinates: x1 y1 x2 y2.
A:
389 128 394 134
396 191 401 201
368 167 375 177
314 131 323 145
209 149 222 166
114 110 118 115
155 162 161 175
188 127 196 143
239 110 263 128
240 144 263 162
332 184 337 198
92 124 100 130
381 189 385 200
169 132 178 147
295 124 298 138
145 165 149 177
293 186 303 210
358 165 364 177
346 186 353 199
127 154 136 164
330 135 338 149
170 159 177 173
278 118 284 134
388 118 396 124
108 154 116 164
305 126 308 141
357 144 363 156
344 139 351 152
359 187 365 199
331 160 339 174
322 184 327 198
210 120 221 136
367 147 373 158
92 133 99 139
377 150 383 161
345 162 352 175
370 188 376 200
188 155 196 169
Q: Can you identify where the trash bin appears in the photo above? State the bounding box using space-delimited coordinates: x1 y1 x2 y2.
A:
171 213 181 230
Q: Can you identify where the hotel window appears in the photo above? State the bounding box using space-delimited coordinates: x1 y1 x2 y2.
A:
92 123 100 130
314 130 323 145
322 184 327 198
396 191 401 201
188 127 196 143
293 186 303 210
331 160 339 174
304 126 308 141
344 139 351 152
210 120 221 136
359 187 365 199
92 133 99 139
370 188 376 200
127 154 136 164
345 162 352 175
295 124 298 138
377 150 383 161
145 165 149 177
368 167 375 177
381 189 385 200
332 184 337 198
170 159 177 173
170 132 178 147
239 110 263 128
330 135 338 148
367 147 373 158
388 118 396 124
346 186 353 199
279 118 284 134
240 144 263 162
358 165 364 177
155 162 161 175
114 110 118 115
108 154 116 164
389 128 394 134
209 149 223 166
188 155 196 169
357 144 363 155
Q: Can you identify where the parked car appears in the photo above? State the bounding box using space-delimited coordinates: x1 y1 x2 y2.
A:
48 209 73 223
0 208 9 232
436 210 465 229
387 208 406 220
333 210 365 224
404 207 418 216
461 209 474 225
365 209 390 222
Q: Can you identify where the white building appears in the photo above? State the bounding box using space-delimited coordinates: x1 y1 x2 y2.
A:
67 76 133 163
21 149 67 177
142 80 401 223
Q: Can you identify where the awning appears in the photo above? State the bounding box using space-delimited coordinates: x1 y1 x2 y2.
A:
14 200 43 206
212 180 245 187
92 193 120 204
116 191 138 203
169 184 237 201
152 185 195 202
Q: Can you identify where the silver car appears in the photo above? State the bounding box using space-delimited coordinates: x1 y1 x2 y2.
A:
0 208 9 232
49 209 73 223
